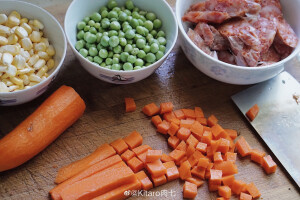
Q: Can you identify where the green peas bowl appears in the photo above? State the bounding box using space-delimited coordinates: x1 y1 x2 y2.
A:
65 0 178 84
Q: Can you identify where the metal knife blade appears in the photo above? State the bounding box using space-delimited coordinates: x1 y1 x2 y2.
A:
232 71 300 188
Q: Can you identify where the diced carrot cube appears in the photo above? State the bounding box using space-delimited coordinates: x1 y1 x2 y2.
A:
210 169 222 185
186 177 204 187
146 160 166 178
151 115 162 128
250 149 266 165
137 151 147 164
186 134 199 148
196 142 207 153
190 121 204 140
197 157 210 169
163 111 176 122
222 175 235 187
175 156 188 166
188 150 204 167
170 118 181 125
169 149 186 163
231 180 246 195
196 117 207 126
206 146 213 160
163 161 179 181
225 129 238 140
168 136 180 149
191 166 206 180
201 131 212 145
262 155 277 174
135 171 153 191
211 124 228 139
207 115 218 127
225 152 237 163
146 149 162 163
161 153 174 163
157 120 170 135
218 185 232 199
235 136 251 157
125 98 136 112
246 104 259 121
183 181 197 199
240 192 253 200
182 109 196 119
214 161 238 176
174 109 185 119
246 182 261 198
205 163 214 179
168 122 179 136
208 180 221 191
214 152 223 163
186 145 195 158
160 102 174 114
195 107 204 118
132 145 152 156
177 127 191 141
211 140 220 154
179 160 192 180
123 131 143 149
127 157 144 173
180 118 195 129
151 174 167 187
110 138 128 154
142 103 160 116
176 140 187 152
218 138 230 154
121 149 135 162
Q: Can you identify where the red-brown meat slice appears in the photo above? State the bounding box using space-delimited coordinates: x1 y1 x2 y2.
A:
194 22 214 46
190 2 206 11
182 11 230 24
273 36 294 59
218 50 236 65
187 28 212 55
259 0 282 19
210 25 229 51
260 46 281 62
276 17 298 48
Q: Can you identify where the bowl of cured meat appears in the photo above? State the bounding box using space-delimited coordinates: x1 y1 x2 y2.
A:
176 0 300 85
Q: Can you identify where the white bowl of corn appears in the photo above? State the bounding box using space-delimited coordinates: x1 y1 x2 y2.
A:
0 1 67 106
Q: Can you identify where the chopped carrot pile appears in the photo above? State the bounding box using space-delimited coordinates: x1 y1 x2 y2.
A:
51 101 277 200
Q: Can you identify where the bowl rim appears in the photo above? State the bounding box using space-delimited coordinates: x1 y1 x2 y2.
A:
64 0 178 75
0 0 67 95
175 0 300 71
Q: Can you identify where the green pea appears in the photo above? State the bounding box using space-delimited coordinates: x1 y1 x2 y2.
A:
146 53 156 63
112 63 121 70
136 26 145 35
101 35 109 47
103 32 109 36
123 62 133 71
125 29 135 39
133 7 139 12
112 57 119 64
143 45 150 53
156 51 164 60
139 15 146 22
75 40 85 50
85 43 96 49
150 39 159 45
124 44 133 52
127 55 136 64
89 27 97 34
99 49 108 58
108 30 118 37
84 25 90 32
150 43 159 54
96 33 102 43
113 45 122 54
101 10 108 18
127 39 133 44
108 0 118 9
130 19 139 29
108 11 118 19
97 43 103 51
85 33 97 43
135 58 144 66
94 56 103 64
119 38 127 46
145 62 152 66
123 24 132 32
120 52 129 62
146 34 153 42
144 20 153 31
108 51 114 58
110 18 118 22
119 31 125 38
100 62 106 67
79 48 88 57
110 21 121 30
77 21 86 30
132 11 140 19
98 27 105 33
105 65 112 69
131 48 139 56
91 12 102 22
154 19 162 29
109 36 119 48
138 19 144 26
146 12 156 21
136 38 146 49
119 12 128 22
150 30 157 37
139 11 147 16
159 45 166 53
137 50 146 59
134 66 141 70
88 20 95 27
157 37 167 45
125 0 134 10
95 22 101 29
101 19 110 29
127 16 133 22
113 54 120 59
99 6 108 13
124 9 132 16
106 57 113 65
89 47 98 56
77 30 85 40
157 30 165 38
87 56 93 62
83 17 90 23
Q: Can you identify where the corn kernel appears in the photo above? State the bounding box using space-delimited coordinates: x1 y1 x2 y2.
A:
8 85 18 92
38 51 49 60
0 45 20 55
28 54 39 66
0 65 7 72
0 14 8 25
30 31 41 42
21 22 32 34
6 64 17 77
20 38 33 51
0 25 10 34
33 19 44 30
33 59 45 70
17 67 34 75
9 11 21 19
6 16 20 27
10 76 23 85
47 59 55 70
19 49 30 61
29 49 34 56
34 42 46 52
15 26 28 38
46 45 56 57
37 66 48 77
13 55 26 69
24 85 31 89
0 82 9 92
40 38 49 47
20 74 30 85
20 18 28 24
0 36 8 45
2 53 13 65
0 33 6 37
29 74 41 82
7 34 18 45
1 73 9 79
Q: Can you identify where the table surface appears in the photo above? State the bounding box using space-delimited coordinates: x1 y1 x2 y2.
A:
0 0 300 199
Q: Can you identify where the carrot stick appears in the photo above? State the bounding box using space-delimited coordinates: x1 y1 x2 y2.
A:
55 143 116 184
135 171 153 191
50 155 122 200
0 85 86 173
125 98 136 112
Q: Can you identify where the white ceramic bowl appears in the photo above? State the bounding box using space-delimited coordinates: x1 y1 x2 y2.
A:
0 1 67 106
176 0 300 85
65 0 178 84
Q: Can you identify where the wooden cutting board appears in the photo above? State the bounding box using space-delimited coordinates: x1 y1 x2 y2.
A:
0 0 299 199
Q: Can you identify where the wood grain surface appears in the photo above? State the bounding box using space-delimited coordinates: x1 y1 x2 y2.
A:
0 0 300 199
